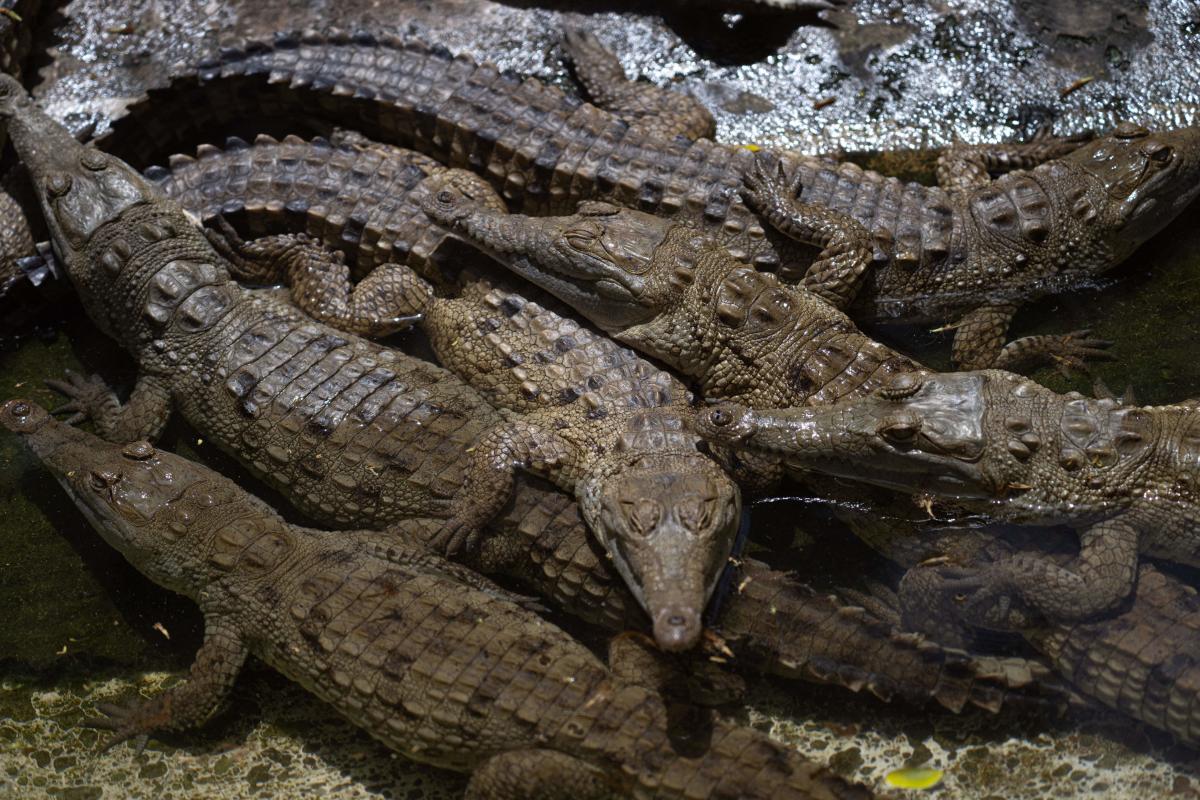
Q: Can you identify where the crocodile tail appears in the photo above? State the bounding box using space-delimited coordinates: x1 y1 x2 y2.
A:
96 29 764 235
561 679 871 799
715 559 1068 714
1029 563 1200 746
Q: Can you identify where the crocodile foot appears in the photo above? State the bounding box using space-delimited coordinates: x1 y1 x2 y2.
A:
84 698 168 753
428 515 486 557
933 565 1026 631
996 329 1115 377
44 370 117 425
740 154 803 213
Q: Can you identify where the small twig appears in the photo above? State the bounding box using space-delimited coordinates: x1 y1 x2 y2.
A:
1060 76 1095 98
812 96 837 110
0 8 22 22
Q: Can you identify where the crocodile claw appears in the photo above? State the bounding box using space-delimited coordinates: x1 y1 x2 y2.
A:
1048 329 1115 378
428 516 485 557
740 154 805 215
44 370 113 425
83 699 159 753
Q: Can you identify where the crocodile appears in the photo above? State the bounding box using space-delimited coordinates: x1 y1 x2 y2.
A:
0 77 1066 714
421 187 924 411
0 398 872 800
695 369 1200 627
844 519 1200 748
209 213 742 653
86 30 1200 369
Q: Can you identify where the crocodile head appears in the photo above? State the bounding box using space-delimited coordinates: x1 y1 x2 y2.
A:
423 187 681 331
0 398 213 595
0 75 157 270
578 414 741 652
1059 121 1200 259
699 371 1014 499
0 76 235 350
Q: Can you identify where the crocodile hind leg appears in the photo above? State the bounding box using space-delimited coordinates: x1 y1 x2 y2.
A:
205 220 427 337
950 302 1113 373
933 518 1142 626
562 29 716 142
428 419 582 556
740 155 874 309
86 616 248 751
936 125 1093 190
466 749 614 800
44 370 173 443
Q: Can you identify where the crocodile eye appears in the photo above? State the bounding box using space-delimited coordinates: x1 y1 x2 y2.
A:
1148 144 1173 164
709 408 733 427
89 470 118 491
1113 121 1149 140
880 372 924 400
122 441 156 460
564 228 598 251
80 150 108 171
46 173 72 197
625 498 661 537
878 414 921 444
676 497 711 533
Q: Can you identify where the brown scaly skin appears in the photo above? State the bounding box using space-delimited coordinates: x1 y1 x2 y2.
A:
853 522 1200 747
561 29 716 142
146 133 486 290
695 369 1200 627
126 135 1061 703
0 78 1052 710
91 30 1200 370
0 400 873 800
421 190 924 410
213 215 742 654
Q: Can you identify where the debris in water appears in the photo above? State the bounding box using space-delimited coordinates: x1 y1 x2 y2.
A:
1060 76 1095 98
886 767 944 790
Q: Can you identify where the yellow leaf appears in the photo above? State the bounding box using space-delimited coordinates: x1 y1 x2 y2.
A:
885 767 943 790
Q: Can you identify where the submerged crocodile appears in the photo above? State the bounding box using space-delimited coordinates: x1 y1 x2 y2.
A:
0 398 872 800
88 30 1200 369
211 205 742 652
0 77 1056 711
695 369 1200 626
844 519 1200 747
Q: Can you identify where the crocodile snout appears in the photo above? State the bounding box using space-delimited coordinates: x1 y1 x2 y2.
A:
653 604 702 652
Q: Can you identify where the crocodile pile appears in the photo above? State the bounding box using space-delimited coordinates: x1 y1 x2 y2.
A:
2 8 1200 798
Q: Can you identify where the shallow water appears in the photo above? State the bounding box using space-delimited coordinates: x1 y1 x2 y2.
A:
4 1 1200 798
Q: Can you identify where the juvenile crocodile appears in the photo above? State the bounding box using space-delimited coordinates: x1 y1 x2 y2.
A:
0 77 1067 713
0 398 872 800
846 521 1200 747
211 214 742 653
695 369 1200 626
92 30 1200 369
422 189 923 411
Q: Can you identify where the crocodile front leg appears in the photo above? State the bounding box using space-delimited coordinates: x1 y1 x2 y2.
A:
86 615 248 750
562 29 716 142
934 517 1142 627
936 127 1092 190
45 370 172 443
466 749 612 800
740 156 873 309
429 420 583 556
951 303 1113 373
207 222 427 338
